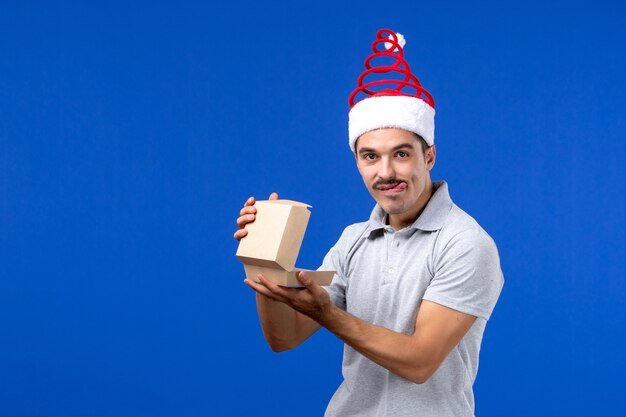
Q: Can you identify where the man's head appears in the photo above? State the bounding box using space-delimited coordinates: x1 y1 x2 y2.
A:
355 128 436 229
347 30 438 229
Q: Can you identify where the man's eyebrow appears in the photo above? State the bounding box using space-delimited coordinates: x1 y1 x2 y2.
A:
358 143 415 154
358 147 377 154
391 143 416 151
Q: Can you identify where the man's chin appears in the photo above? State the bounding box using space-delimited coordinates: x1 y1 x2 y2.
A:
370 191 406 211
378 200 406 215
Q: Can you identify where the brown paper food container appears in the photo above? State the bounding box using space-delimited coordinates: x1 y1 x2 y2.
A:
236 200 335 287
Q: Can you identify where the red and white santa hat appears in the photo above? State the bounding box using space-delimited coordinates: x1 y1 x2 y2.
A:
348 29 435 151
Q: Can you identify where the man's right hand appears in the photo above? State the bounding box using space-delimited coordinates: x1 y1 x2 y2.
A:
234 192 279 241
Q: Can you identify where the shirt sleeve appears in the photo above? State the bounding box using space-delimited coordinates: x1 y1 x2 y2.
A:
423 228 504 320
317 228 352 311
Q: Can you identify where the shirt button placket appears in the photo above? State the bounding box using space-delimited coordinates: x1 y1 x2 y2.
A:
385 232 397 283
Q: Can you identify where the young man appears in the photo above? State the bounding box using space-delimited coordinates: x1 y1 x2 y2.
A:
234 29 503 417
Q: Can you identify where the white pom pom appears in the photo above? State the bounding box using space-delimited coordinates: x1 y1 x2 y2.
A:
384 32 406 50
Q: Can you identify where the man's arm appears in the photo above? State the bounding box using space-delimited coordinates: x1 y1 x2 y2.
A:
322 297 475 383
235 193 321 351
246 272 476 384
253 292 321 351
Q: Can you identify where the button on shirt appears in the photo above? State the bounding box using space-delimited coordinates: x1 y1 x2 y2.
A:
320 181 504 417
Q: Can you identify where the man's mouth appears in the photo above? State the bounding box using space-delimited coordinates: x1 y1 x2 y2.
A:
376 181 407 194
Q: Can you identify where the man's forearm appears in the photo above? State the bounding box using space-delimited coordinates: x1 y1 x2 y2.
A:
256 293 321 351
317 305 438 384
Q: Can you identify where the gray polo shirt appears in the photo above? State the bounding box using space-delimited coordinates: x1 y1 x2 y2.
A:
320 181 504 417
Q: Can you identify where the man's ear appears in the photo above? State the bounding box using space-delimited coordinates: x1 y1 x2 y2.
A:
426 145 436 171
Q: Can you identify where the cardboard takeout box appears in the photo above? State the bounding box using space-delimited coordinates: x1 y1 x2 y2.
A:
236 199 335 287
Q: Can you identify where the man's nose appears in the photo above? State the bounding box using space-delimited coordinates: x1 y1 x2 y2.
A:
379 157 395 179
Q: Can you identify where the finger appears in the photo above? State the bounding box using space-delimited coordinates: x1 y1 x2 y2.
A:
236 214 255 228
252 275 291 303
257 273 287 295
256 274 305 301
244 196 256 207
234 229 248 240
296 271 326 297
269 192 278 200
244 278 284 302
239 205 257 216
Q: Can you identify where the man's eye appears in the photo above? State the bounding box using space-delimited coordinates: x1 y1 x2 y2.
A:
397 151 409 158
364 154 376 160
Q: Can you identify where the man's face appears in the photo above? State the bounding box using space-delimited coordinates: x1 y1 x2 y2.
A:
355 128 436 225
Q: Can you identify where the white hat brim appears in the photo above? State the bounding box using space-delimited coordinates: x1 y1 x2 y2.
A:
348 95 435 151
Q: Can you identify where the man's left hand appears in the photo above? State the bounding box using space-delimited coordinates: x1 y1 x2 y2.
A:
244 272 333 324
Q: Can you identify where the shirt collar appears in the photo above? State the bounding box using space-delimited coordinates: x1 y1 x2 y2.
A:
366 181 453 235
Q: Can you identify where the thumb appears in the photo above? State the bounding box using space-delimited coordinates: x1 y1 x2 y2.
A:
297 271 323 295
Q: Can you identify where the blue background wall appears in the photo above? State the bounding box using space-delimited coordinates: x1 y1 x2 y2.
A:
1 1 624 416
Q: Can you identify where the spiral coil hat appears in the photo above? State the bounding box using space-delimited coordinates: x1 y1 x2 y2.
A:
348 29 436 151
349 29 434 108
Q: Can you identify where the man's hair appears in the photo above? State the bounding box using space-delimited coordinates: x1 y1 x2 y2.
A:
413 133 430 156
